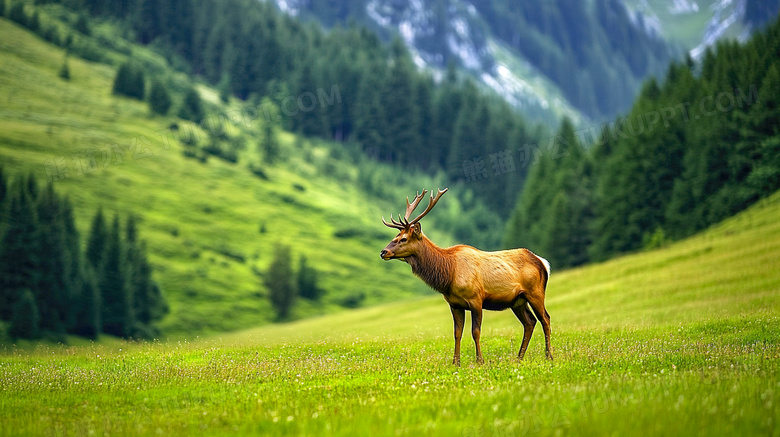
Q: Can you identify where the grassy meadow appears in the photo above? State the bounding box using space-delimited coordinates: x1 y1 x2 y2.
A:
2 186 779 436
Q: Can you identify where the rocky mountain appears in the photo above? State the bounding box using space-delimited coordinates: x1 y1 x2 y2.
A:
623 0 778 58
274 0 778 126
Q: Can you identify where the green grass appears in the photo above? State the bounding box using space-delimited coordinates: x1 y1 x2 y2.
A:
0 15 457 336
2 185 779 436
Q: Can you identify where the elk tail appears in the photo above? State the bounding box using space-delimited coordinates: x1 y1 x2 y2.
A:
536 255 551 277
532 253 550 290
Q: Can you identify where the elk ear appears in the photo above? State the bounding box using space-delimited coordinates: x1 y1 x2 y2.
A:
412 222 422 236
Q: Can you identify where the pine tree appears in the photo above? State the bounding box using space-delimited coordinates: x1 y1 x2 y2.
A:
0 165 7 211
259 98 280 164
58 56 70 80
381 53 420 165
62 197 83 331
86 208 107 270
75 12 91 36
265 244 296 320
99 214 133 337
112 61 145 100
8 2 27 27
0 179 41 321
136 0 161 44
9 289 40 340
353 63 388 155
147 78 172 115
35 183 69 333
178 85 204 122
27 9 39 32
297 255 322 301
125 214 164 333
71 264 101 339
295 62 328 136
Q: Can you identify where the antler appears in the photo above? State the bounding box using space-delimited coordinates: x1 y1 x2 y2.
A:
408 188 448 225
381 188 448 230
382 190 428 230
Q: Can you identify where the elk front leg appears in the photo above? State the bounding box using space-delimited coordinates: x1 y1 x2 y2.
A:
450 306 465 366
471 307 484 364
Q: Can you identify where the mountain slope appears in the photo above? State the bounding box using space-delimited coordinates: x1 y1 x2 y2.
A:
623 0 779 58
0 16 458 336
280 0 679 124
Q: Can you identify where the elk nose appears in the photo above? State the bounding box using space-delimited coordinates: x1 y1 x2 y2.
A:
380 249 388 258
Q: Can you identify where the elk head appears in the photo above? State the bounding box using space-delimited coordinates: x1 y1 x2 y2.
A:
380 188 448 261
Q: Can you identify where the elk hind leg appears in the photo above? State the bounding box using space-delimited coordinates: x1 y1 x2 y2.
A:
526 293 553 360
511 301 537 361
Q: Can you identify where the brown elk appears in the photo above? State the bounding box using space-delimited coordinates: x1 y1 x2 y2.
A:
380 188 552 365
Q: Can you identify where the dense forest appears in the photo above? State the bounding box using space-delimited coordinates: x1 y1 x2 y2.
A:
506 16 780 269
0 169 168 340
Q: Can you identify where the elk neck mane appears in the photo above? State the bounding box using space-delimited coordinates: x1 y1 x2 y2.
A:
405 235 456 294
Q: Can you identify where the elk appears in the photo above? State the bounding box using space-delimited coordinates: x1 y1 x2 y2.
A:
380 188 552 365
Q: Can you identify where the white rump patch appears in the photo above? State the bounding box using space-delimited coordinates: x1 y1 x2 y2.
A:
535 254 551 276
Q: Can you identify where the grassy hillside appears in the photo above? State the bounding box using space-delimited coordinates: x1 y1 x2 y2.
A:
0 15 456 336
2 178 778 435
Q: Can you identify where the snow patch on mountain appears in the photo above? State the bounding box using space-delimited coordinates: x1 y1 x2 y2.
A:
690 0 747 58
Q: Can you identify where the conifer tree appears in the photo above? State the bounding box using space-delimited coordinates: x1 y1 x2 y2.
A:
35 183 69 333
71 264 101 339
0 179 41 321
99 214 133 337
75 12 91 36
259 98 280 164
112 61 145 100
86 208 107 270
297 255 322 301
0 165 7 211
8 2 27 27
381 53 420 165
9 289 40 340
265 244 296 320
125 214 164 332
147 78 172 115
58 56 70 80
178 85 204 122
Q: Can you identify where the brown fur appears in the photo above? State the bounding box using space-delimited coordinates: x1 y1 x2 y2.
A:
382 224 553 365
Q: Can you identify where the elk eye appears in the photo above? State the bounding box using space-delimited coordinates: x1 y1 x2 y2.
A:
400 238 407 243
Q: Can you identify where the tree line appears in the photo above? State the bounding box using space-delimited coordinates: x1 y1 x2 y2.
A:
505 17 780 269
0 169 167 341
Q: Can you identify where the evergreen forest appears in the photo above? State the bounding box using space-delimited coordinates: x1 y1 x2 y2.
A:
506 17 780 269
0 169 168 340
